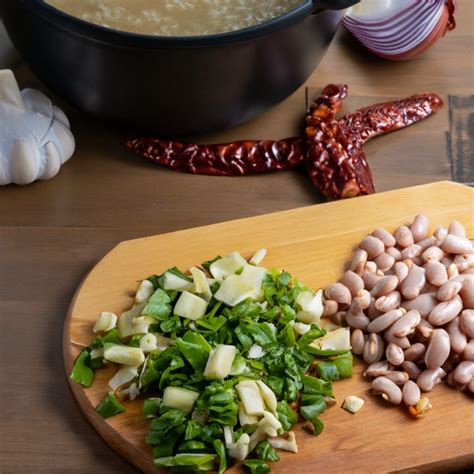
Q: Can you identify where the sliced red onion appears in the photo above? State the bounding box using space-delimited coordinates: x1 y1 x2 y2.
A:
343 0 456 60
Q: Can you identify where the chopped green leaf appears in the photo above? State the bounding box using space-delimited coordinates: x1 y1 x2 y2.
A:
213 439 227 474
142 288 172 320
70 349 94 387
95 394 126 418
243 459 271 474
202 255 222 271
143 397 161 419
255 441 280 462
276 401 297 432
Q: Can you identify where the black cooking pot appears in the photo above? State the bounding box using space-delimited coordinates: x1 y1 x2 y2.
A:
1 0 357 136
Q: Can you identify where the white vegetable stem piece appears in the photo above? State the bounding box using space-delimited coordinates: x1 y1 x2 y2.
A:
0 69 75 185
189 266 212 301
108 365 139 391
310 327 351 352
103 343 145 366
173 291 208 320
162 387 199 413
249 248 267 266
210 251 248 281
295 289 324 324
342 395 365 414
160 271 193 291
203 344 237 379
93 311 117 333
236 380 265 416
135 280 154 304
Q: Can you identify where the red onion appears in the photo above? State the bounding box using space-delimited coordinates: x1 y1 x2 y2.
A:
343 0 456 60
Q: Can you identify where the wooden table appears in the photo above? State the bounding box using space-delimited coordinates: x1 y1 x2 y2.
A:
1 2 473 473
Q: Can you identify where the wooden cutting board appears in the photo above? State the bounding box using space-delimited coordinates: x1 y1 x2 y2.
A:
64 181 474 474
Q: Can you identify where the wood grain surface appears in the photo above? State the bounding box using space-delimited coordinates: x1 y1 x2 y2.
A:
1 2 473 473
64 182 474 474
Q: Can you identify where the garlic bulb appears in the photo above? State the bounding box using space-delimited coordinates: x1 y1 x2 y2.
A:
0 69 75 185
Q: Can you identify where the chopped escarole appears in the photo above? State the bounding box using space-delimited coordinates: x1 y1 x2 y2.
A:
70 248 353 473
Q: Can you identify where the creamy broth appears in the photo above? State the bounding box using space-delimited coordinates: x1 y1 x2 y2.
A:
45 0 305 36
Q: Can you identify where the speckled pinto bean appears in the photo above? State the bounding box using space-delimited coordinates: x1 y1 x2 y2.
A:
436 280 463 302
425 329 450 369
388 310 421 337
459 275 474 309
441 234 473 255
346 307 370 330
384 370 409 385
324 283 352 306
350 329 366 355
393 261 410 285
370 275 399 298
401 244 422 260
363 333 385 364
394 225 414 248
367 298 383 321
417 236 437 251
372 376 402 404
448 220 467 238
428 295 463 325
365 261 378 274
339 270 364 297
422 246 445 263
454 254 474 273
367 309 404 333
401 293 437 317
402 380 421 406
354 289 371 309
322 299 338 317
350 249 368 276
433 225 448 242
463 341 474 361
363 361 392 377
447 318 467 353
375 291 401 312
359 235 385 259
402 361 422 379
416 319 434 339
386 247 403 262
404 342 426 362
424 260 448 287
453 361 474 384
372 228 396 247
459 310 474 339
401 265 425 300
416 367 446 392
384 331 411 349
386 343 404 366
374 252 395 272
410 214 429 242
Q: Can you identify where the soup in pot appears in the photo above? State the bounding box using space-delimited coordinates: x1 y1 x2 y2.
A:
45 0 305 36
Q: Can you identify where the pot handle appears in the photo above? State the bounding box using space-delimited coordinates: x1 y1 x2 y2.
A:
312 0 360 12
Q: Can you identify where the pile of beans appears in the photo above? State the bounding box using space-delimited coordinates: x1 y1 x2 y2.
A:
323 214 473 415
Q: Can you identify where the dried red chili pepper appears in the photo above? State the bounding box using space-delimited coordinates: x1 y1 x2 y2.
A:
126 137 304 176
304 87 443 199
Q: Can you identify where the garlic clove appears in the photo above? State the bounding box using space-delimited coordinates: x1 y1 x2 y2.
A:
52 104 70 128
9 139 39 184
51 119 75 162
41 141 62 180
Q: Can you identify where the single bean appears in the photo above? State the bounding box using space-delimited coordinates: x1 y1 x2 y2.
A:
350 329 366 355
436 280 463 302
416 367 446 392
446 371 457 388
386 246 402 261
416 319 434 339
339 271 364 297
386 343 404 366
367 298 383 321
324 283 352 306
370 275 399 298
402 380 421 406
441 234 473 255
402 361 422 380
384 331 411 349
433 225 448 242
448 220 467 238
424 260 448 287
421 246 445 263
425 329 450 369
454 254 474 272
388 310 421 338
350 249 368 276
459 275 474 309
372 228 396 247
374 252 395 272
354 289 371 310
393 261 409 285
329 311 346 326
372 376 402 404
401 265 425 300
428 295 463 325
360 235 385 259
363 333 385 364
447 263 459 279
411 214 429 242
463 341 474 361
412 257 424 267
363 271 382 291
417 236 437 251
403 343 426 362
459 310 474 339
367 309 403 333
447 318 467 353
363 361 392 378
322 299 338 317
394 226 414 248
346 310 370 330
402 244 422 260
401 293 437 318
384 371 409 385
453 361 474 384
365 261 378 274
375 291 401 313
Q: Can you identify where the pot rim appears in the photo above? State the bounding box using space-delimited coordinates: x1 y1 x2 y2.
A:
31 0 316 47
